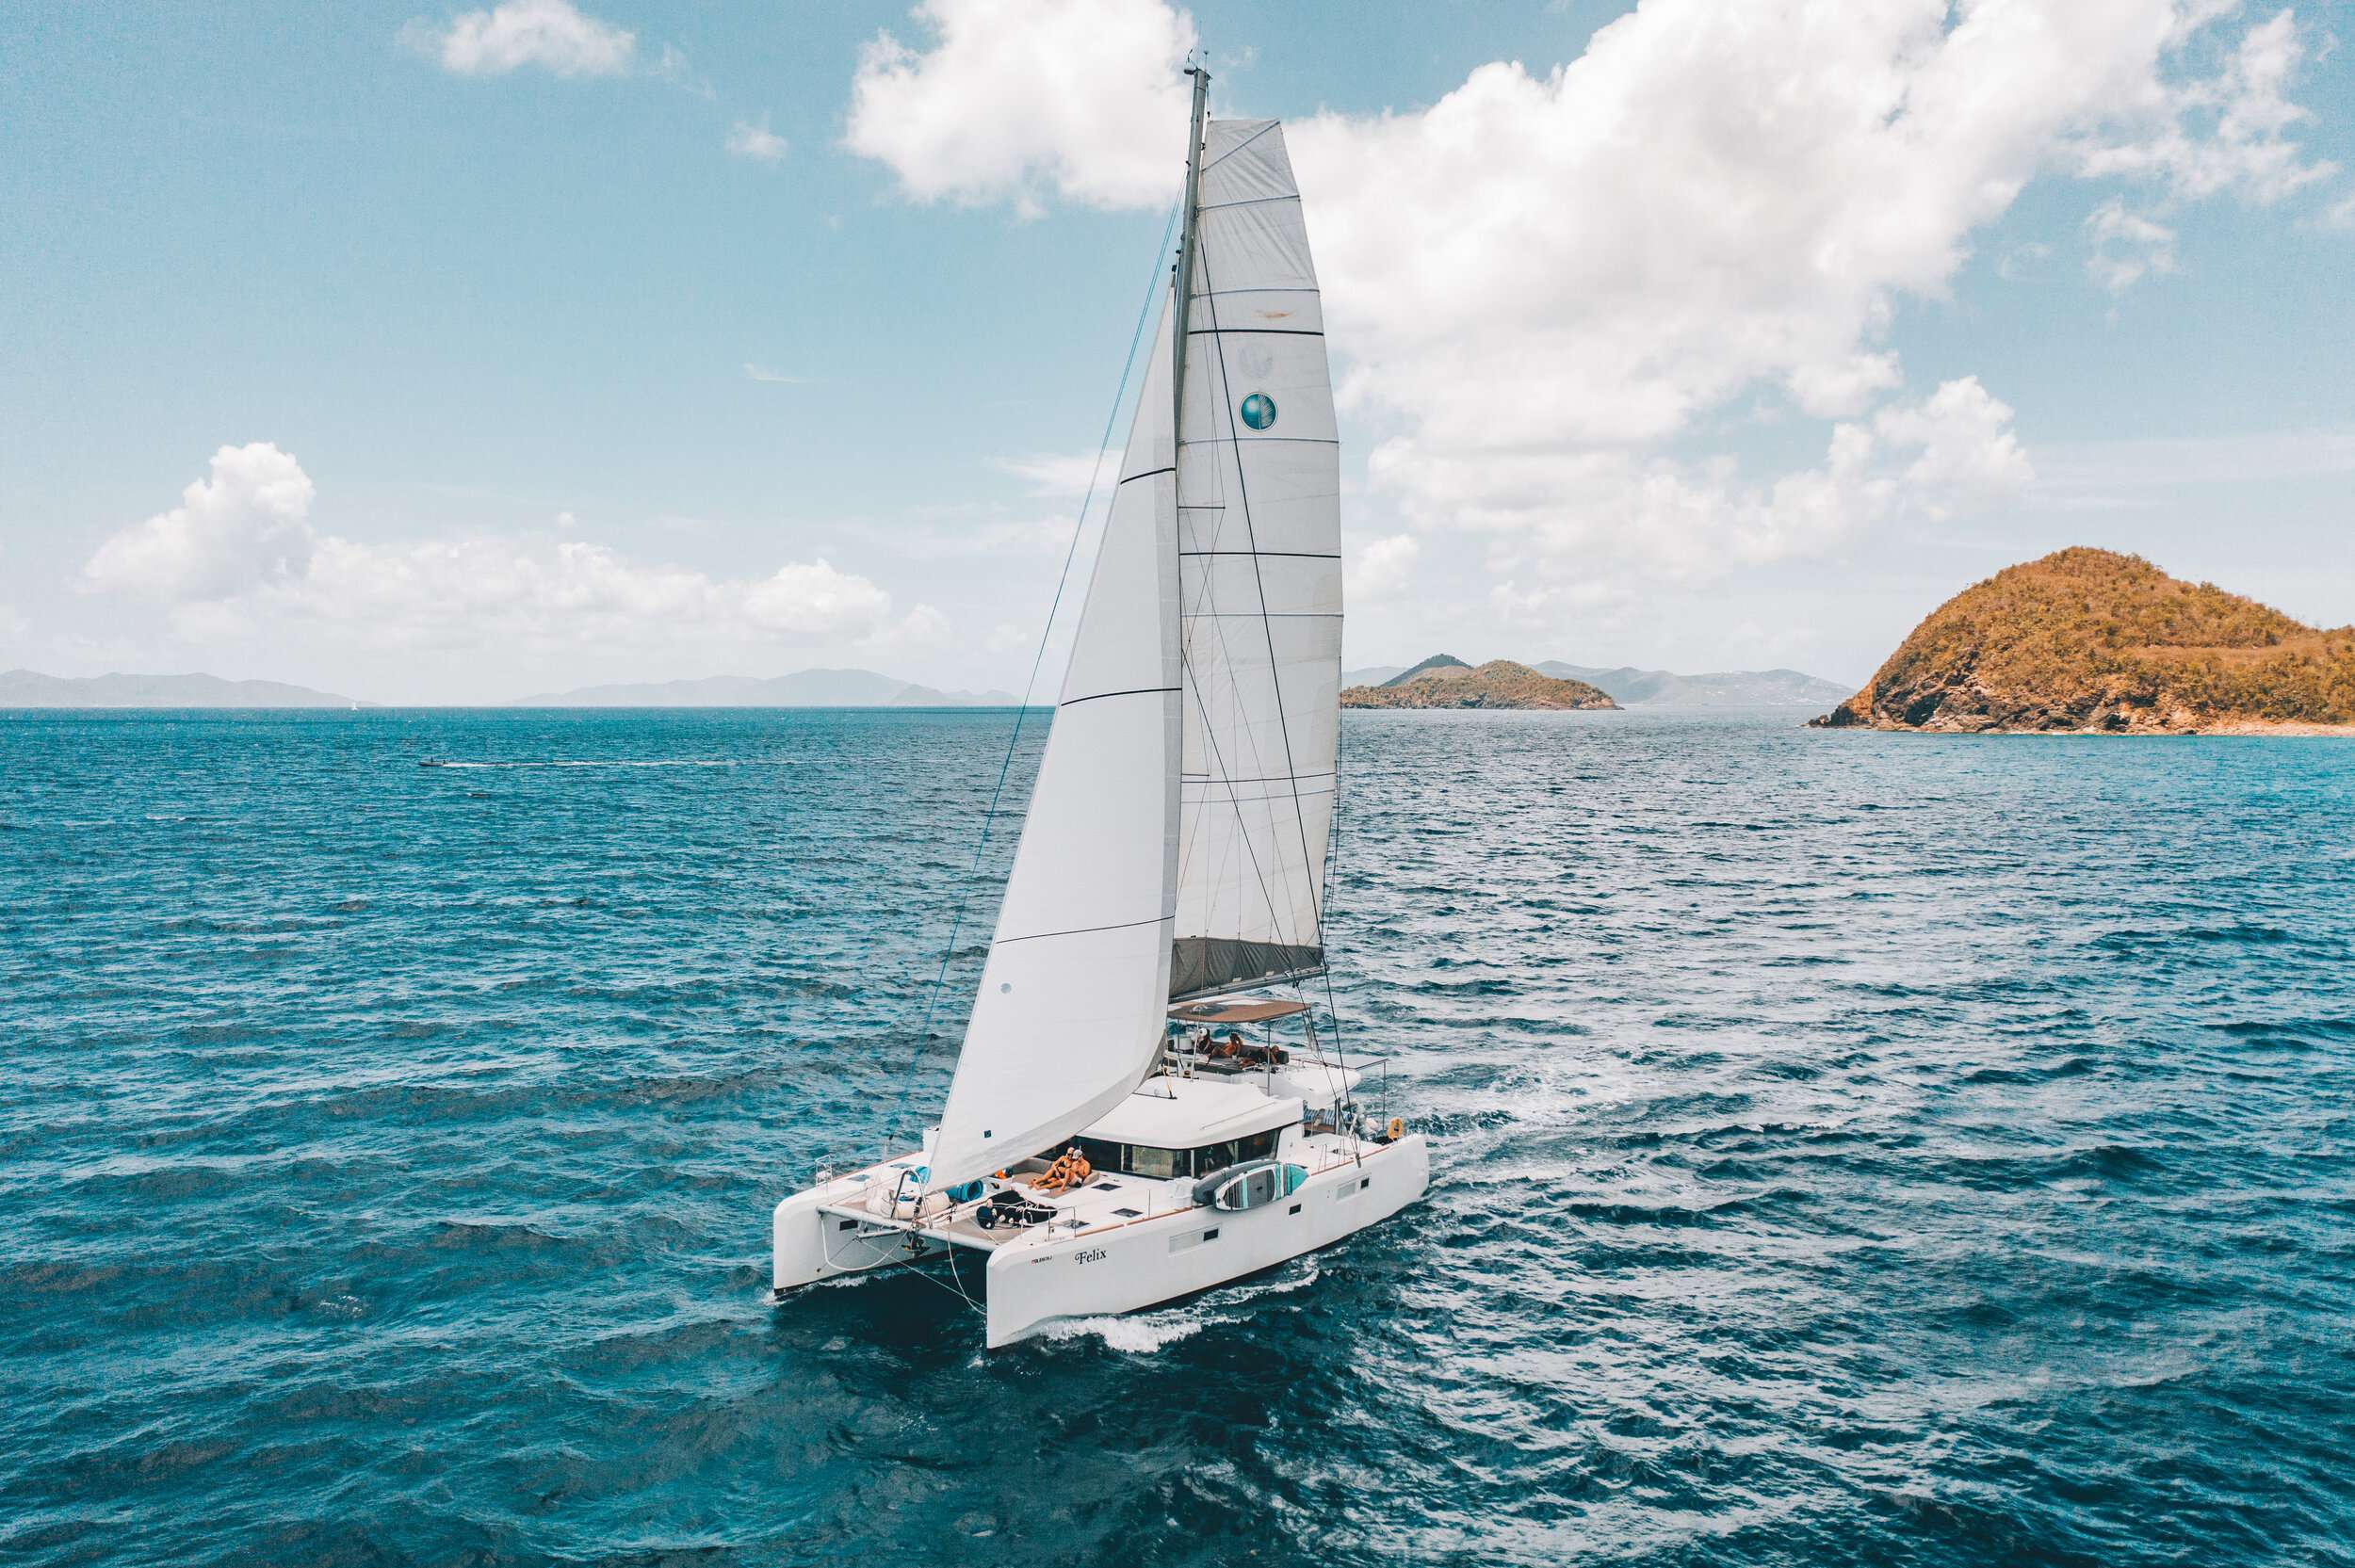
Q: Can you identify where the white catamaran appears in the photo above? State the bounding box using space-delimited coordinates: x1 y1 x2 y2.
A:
771 69 1429 1348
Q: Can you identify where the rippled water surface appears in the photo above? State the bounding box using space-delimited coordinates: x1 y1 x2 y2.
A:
4 708 2353 1567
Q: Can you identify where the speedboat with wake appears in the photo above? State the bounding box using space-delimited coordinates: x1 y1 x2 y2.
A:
771 67 1428 1348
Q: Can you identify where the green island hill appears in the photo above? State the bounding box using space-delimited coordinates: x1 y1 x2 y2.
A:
1812 547 2355 735
1340 658 1618 711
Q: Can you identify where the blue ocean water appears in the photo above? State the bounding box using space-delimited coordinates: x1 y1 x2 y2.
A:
3 707 2352 1567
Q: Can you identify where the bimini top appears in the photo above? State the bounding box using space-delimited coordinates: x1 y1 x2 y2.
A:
1083 1075 1302 1148
1167 996 1310 1026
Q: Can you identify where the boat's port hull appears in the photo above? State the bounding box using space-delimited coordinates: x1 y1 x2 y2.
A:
771 1173 946 1291
982 1132 1428 1347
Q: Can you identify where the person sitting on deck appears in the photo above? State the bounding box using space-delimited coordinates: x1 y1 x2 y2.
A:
1030 1146 1092 1193
1223 1029 1290 1067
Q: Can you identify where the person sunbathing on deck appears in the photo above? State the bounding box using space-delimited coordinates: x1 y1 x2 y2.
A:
1030 1146 1092 1193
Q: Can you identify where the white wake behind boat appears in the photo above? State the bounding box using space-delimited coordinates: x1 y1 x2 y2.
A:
771 69 1429 1349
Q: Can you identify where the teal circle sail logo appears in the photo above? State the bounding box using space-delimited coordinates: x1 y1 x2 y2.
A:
1239 392 1277 430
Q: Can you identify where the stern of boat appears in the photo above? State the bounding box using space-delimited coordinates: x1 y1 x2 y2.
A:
772 1162 941 1295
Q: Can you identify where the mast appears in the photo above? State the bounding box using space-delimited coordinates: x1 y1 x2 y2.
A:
1172 64 1210 444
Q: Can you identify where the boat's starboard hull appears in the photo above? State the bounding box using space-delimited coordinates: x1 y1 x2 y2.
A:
981 1133 1428 1348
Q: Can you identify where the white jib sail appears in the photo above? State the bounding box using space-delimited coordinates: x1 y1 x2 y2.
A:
927 297 1183 1192
1170 119 1342 1001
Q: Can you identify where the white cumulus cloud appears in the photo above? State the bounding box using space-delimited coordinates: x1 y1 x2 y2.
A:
844 0 2336 596
2084 199 2182 294
85 443 318 602
83 446 905 655
846 0 1198 214
726 116 789 163
1392 378 2034 588
1281 0 2329 583
1291 2 2334 453
742 559 893 636
2075 8 2338 205
1345 534 1421 605
416 0 636 78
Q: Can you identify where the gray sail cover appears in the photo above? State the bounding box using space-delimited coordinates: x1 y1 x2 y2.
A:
1171 119 1340 1000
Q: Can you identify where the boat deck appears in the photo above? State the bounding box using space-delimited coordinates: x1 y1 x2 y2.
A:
819 1133 1371 1253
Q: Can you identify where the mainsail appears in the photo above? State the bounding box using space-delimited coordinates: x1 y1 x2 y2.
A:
1170 119 1341 999
927 95 1340 1189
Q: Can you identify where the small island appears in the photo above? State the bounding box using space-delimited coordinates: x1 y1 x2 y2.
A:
1813 547 2355 735
1340 655 1618 711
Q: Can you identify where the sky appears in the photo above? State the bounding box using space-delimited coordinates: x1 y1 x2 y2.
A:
3 0 2350 703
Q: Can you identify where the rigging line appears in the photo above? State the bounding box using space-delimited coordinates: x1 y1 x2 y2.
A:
882 197 1182 1153
937 1233 983 1317
1194 220 1359 1105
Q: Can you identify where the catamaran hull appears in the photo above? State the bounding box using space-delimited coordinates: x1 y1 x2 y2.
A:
771 1178 944 1290
982 1133 1428 1348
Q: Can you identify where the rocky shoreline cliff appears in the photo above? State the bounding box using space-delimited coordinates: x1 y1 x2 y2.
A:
1813 549 2355 735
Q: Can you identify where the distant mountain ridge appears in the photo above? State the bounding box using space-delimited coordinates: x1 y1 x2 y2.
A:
1532 662 1849 709
1379 654 1470 687
0 670 361 708
1340 658 1847 708
508 668 1021 707
1341 659 1616 711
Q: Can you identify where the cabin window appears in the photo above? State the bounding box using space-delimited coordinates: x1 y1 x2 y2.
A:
1078 1128 1284 1181
1129 1145 1184 1179
1079 1138 1186 1179
1194 1129 1281 1179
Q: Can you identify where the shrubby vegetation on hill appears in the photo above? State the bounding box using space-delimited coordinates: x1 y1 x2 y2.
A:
1341 659 1617 711
1816 548 2355 733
